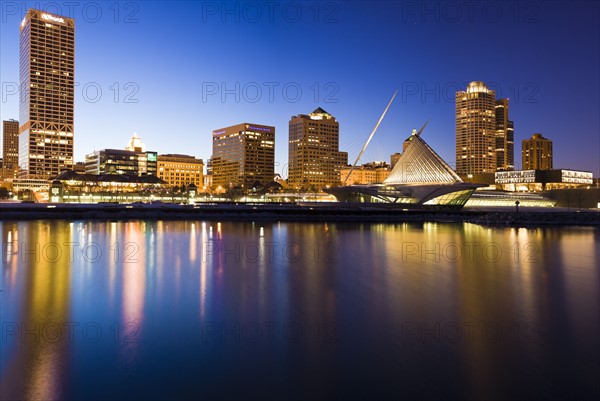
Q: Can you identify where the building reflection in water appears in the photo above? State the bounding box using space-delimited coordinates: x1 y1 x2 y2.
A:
0 220 598 400
1 221 72 400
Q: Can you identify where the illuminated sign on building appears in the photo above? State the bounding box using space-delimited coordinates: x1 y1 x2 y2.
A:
41 14 65 24
247 125 272 132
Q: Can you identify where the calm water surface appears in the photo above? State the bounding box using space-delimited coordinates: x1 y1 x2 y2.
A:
1 220 599 400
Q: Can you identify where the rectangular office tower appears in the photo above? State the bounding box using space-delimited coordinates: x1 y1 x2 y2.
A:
18 9 75 179
2 119 19 176
211 123 275 190
288 108 347 191
522 133 553 170
495 98 514 171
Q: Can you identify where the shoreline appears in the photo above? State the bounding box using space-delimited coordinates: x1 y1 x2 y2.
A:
1 203 599 226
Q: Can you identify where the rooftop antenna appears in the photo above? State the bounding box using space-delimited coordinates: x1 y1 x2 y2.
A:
343 89 398 185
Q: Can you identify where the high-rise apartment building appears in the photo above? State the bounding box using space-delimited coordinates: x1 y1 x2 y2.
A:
288 108 347 190
18 9 75 179
211 123 275 189
456 81 514 176
522 133 553 170
495 98 514 171
2 119 19 176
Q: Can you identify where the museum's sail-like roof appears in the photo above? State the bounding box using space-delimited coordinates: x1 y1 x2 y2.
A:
384 132 462 185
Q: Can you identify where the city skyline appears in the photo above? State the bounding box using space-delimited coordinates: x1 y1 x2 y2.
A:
0 2 599 176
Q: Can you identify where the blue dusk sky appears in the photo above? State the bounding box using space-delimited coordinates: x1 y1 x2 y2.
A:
1 1 599 176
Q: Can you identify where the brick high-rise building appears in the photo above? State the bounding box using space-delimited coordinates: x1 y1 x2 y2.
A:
522 133 553 170
288 108 347 190
211 123 275 190
18 9 75 178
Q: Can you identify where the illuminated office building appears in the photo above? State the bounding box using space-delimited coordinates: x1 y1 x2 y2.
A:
495 98 514 170
495 169 592 191
211 123 275 189
456 81 514 176
85 149 157 176
522 133 553 170
288 108 348 190
157 154 204 188
2 119 19 177
18 9 75 178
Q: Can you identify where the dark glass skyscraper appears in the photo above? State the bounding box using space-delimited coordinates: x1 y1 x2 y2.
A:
495 98 515 171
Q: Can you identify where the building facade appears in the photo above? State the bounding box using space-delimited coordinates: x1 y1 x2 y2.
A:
456 82 514 176
18 9 75 179
495 98 514 171
495 169 592 191
157 154 204 189
211 123 275 190
390 152 402 168
2 120 19 178
340 162 391 185
522 133 553 170
85 149 158 176
288 108 347 190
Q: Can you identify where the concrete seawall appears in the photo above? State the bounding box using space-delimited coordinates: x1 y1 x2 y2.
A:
1 203 599 226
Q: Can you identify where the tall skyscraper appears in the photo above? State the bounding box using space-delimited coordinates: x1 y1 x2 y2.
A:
456 82 497 176
522 133 553 170
18 9 75 179
456 81 514 176
495 99 514 171
288 108 347 190
211 123 275 190
2 119 19 176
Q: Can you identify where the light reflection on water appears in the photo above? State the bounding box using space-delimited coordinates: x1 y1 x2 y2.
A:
0 220 599 400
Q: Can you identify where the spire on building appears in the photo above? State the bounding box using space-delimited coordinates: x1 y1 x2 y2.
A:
126 133 146 152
